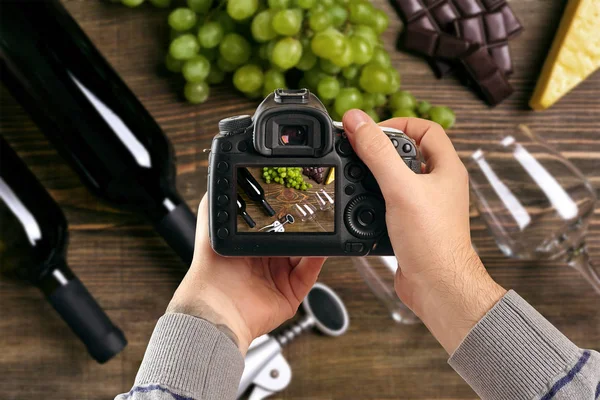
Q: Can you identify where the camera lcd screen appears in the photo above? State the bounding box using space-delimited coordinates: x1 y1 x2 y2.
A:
236 166 335 233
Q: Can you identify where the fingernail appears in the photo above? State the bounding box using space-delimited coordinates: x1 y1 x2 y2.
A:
342 109 370 135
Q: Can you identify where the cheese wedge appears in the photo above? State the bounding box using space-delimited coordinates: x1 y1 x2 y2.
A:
325 167 335 185
529 0 600 110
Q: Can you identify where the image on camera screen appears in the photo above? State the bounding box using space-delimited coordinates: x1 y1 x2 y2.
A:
236 166 335 233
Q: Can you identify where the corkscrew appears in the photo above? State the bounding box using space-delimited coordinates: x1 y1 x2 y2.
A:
237 282 349 399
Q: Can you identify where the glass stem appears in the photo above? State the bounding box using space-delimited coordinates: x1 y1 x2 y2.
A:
567 245 600 295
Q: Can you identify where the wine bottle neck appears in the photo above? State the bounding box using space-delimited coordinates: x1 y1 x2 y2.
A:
152 198 197 266
37 260 75 297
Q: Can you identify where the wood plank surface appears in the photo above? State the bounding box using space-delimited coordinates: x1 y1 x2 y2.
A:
1 0 599 399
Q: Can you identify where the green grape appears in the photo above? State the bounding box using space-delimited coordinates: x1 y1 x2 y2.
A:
370 46 391 67
305 66 326 89
332 40 353 67
371 9 389 34
342 65 359 80
271 37 302 70
392 109 417 118
197 22 224 49
268 0 290 9
182 55 211 82
296 0 316 9
251 10 277 42
309 10 331 32
349 2 374 25
317 76 340 100
149 0 171 8
416 100 432 117
200 46 218 62
364 108 380 122
184 81 210 103
206 66 226 84
227 0 259 21
320 0 334 6
233 64 264 93
296 45 317 71
272 9 303 36
329 5 348 27
374 92 387 107
121 0 145 7
349 36 373 65
187 0 213 13
165 54 183 73
387 68 401 94
352 25 378 46
219 33 251 65
359 63 390 94
390 90 416 111
311 28 345 58
217 55 238 72
169 34 200 60
320 58 341 75
263 69 287 94
362 92 376 109
334 87 363 116
216 11 236 33
168 8 198 32
429 106 455 129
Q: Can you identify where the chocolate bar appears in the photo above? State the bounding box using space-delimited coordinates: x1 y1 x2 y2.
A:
391 0 522 76
402 26 513 105
454 11 513 75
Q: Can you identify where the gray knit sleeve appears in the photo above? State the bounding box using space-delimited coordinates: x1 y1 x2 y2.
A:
115 313 244 400
449 290 600 400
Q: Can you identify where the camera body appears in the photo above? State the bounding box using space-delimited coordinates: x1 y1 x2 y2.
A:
208 89 421 256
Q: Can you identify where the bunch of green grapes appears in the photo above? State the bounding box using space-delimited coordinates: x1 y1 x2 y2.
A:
262 167 312 190
118 0 456 129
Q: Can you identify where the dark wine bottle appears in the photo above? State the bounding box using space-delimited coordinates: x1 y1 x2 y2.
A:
237 168 276 216
0 0 196 265
237 195 256 228
0 136 127 363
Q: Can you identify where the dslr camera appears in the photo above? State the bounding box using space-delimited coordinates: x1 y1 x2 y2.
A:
208 89 421 256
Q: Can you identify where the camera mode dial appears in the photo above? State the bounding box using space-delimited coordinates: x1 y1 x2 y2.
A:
219 115 253 136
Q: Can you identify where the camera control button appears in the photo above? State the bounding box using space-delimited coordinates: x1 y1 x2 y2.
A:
337 140 353 157
345 163 366 181
217 227 229 239
402 143 412 154
216 211 229 223
344 242 365 253
238 141 248 152
217 194 230 206
358 209 375 226
217 178 229 191
391 138 399 148
217 161 229 173
220 141 232 152
344 184 356 196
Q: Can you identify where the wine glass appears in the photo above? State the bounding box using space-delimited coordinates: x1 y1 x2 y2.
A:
464 125 600 294
353 256 421 324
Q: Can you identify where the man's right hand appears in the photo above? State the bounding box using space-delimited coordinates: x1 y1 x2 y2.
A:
342 109 506 354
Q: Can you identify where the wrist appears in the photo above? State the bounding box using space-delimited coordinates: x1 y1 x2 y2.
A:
167 283 252 355
396 246 507 354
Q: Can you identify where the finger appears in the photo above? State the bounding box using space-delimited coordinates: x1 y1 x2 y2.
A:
289 257 326 302
192 194 212 263
343 109 416 195
378 117 463 172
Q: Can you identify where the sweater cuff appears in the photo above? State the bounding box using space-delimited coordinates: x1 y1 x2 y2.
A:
448 290 581 400
135 313 244 399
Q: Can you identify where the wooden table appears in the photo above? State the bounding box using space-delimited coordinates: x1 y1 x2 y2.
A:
1 1 598 399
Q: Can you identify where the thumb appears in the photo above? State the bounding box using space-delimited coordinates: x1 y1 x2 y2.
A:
342 109 415 197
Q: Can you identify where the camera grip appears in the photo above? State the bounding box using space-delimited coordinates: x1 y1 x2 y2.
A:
46 276 127 363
